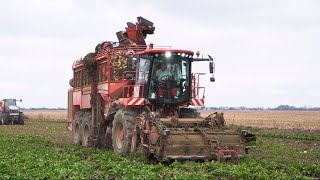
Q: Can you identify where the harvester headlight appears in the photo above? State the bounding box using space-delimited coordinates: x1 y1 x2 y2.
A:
181 53 185 57
165 52 172 58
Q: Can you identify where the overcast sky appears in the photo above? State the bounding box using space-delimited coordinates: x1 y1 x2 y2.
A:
0 0 319 108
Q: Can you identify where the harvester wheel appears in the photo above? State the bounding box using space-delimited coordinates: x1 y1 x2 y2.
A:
112 109 136 155
81 111 93 147
1 114 9 125
105 126 113 150
72 112 82 145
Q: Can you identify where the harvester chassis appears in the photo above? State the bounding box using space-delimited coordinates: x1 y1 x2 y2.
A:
67 16 256 162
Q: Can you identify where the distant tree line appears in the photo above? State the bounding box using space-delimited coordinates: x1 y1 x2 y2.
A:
272 105 320 111
200 105 320 111
21 105 320 111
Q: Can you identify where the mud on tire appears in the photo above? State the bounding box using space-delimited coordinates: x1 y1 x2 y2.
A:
19 113 25 125
105 126 114 150
1 114 9 125
81 111 93 147
112 109 137 155
72 112 82 145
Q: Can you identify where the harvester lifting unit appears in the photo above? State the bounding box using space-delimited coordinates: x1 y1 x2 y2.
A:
67 17 255 161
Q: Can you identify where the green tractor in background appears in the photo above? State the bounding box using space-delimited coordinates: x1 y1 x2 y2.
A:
0 99 24 125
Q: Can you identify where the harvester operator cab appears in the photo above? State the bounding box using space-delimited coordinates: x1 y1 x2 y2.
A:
134 51 192 104
132 50 216 105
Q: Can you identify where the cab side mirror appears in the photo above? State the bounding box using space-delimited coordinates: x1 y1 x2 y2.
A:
209 62 214 73
210 77 215 82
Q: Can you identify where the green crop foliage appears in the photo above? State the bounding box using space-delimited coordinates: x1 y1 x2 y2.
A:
0 119 319 179
0 133 319 179
253 131 320 141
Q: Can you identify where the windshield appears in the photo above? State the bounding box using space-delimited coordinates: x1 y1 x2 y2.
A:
5 99 16 106
149 52 191 103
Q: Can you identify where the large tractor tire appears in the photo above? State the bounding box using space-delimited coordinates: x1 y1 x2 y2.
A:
105 126 114 150
1 114 9 125
112 109 136 155
81 111 93 147
19 113 25 125
72 112 82 145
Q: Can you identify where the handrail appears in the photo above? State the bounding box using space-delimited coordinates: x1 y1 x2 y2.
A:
192 73 206 99
96 44 172 60
74 44 172 66
121 70 146 98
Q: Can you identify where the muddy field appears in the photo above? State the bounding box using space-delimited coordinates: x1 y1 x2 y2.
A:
23 110 67 120
202 110 320 130
23 110 320 130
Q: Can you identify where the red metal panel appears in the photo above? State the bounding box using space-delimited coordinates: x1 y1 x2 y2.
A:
67 117 73 123
191 99 205 106
81 94 91 109
118 98 145 106
73 91 81 105
128 98 145 106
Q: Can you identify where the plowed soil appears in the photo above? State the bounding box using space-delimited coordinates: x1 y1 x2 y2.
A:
24 110 67 120
201 110 320 130
22 110 320 131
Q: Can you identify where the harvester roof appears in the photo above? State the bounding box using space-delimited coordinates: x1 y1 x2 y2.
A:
135 49 194 55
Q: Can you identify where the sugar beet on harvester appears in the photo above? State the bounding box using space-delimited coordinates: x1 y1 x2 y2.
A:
67 17 255 162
